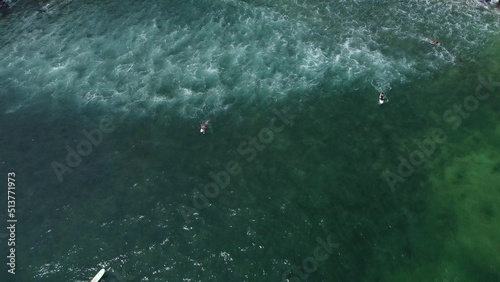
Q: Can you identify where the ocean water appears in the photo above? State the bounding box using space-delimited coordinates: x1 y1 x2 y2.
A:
0 0 499 281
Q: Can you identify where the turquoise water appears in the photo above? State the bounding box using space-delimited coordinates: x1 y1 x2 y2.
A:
1 0 500 281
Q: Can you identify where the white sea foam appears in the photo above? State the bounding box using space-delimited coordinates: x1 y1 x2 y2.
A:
0 0 498 119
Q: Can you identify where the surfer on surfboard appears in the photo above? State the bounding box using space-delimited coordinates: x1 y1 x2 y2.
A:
200 120 210 134
378 92 388 105
425 38 440 45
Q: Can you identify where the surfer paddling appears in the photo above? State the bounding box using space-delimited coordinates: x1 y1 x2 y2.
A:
378 92 388 105
200 120 210 134
427 39 440 46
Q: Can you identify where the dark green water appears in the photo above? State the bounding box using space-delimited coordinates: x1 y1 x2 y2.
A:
1 0 499 281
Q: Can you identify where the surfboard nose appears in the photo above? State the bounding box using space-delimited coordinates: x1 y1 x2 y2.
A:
91 269 106 282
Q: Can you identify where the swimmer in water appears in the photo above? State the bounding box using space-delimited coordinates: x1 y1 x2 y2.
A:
378 92 387 105
200 120 210 134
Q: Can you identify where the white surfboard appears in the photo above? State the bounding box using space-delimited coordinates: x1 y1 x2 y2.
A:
91 269 106 282
378 97 388 105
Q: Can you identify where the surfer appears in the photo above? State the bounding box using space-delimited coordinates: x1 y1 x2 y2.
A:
200 120 210 134
378 92 387 105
